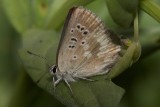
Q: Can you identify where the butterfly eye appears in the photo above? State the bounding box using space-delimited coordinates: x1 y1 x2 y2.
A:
50 65 57 74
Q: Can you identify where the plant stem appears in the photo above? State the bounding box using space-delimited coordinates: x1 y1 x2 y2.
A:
133 11 139 42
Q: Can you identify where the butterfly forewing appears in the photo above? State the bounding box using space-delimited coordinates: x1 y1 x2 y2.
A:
57 7 121 78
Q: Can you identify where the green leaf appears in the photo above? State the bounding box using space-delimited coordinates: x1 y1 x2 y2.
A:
108 42 140 78
108 12 141 78
105 0 135 27
19 29 59 81
117 0 138 13
44 0 95 30
19 29 124 107
2 0 33 33
140 0 160 23
140 28 160 58
31 0 55 28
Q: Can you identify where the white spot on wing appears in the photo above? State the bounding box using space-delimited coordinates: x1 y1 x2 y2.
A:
97 46 121 57
99 42 112 51
99 45 108 51
83 51 90 57
97 34 106 42
100 39 109 46
93 30 101 37
87 53 92 59
103 54 118 63
83 44 89 50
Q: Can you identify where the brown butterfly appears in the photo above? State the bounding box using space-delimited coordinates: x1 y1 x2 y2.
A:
45 6 122 92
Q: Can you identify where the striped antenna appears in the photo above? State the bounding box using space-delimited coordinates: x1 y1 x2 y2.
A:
27 51 50 83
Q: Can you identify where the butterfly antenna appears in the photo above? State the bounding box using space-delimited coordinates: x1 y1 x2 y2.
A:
27 51 50 68
27 51 50 83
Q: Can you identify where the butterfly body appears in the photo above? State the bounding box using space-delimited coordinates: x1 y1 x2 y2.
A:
50 6 121 92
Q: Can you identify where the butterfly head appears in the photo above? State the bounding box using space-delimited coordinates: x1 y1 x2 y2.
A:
49 65 63 81
49 65 58 75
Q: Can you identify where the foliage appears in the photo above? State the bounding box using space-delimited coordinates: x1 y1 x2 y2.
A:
0 0 160 107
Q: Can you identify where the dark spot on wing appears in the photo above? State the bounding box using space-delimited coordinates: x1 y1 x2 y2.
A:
83 30 88 35
71 37 77 42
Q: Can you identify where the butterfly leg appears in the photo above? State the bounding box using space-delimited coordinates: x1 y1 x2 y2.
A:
53 77 62 92
64 79 73 94
77 76 95 82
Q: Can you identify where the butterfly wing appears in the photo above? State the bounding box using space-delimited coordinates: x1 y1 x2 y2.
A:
57 7 121 78
72 31 121 78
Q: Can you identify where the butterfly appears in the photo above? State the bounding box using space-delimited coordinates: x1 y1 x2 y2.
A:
46 6 122 92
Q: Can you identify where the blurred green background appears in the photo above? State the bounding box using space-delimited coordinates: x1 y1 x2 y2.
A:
0 0 160 107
